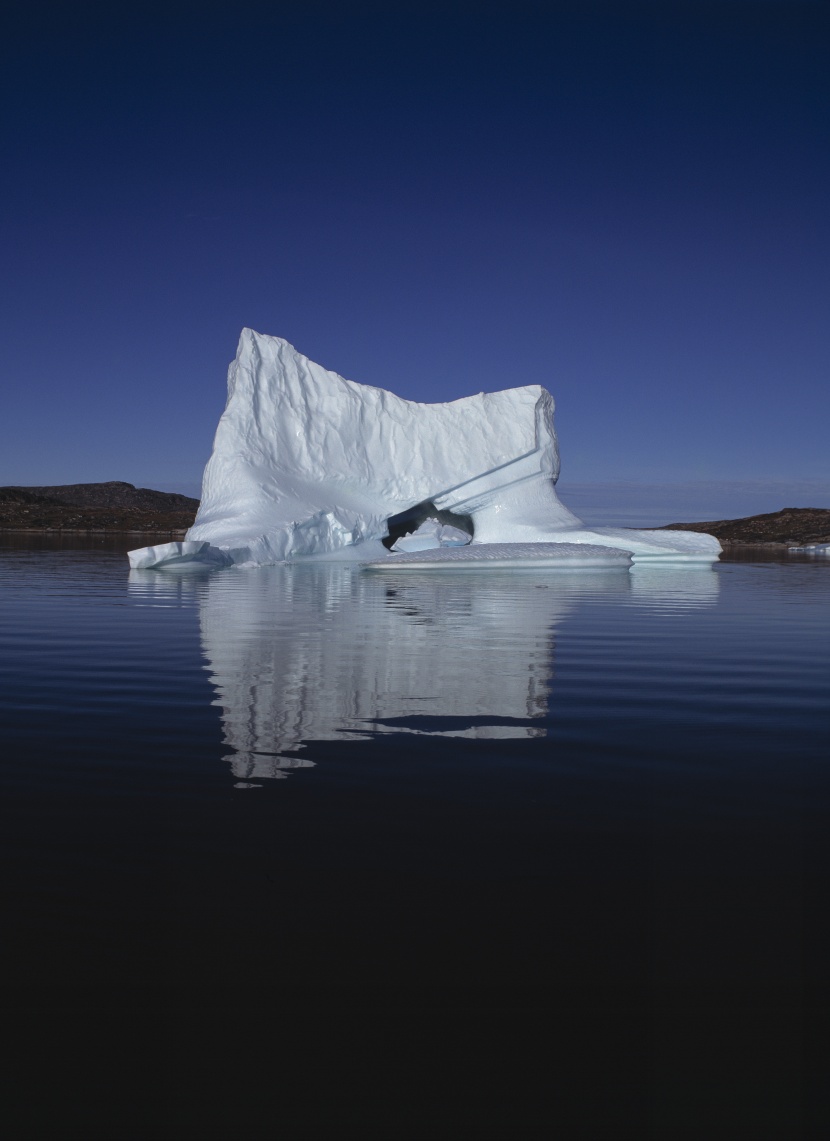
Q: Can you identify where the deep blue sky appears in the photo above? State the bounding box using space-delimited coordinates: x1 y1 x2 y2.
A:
2 1 828 521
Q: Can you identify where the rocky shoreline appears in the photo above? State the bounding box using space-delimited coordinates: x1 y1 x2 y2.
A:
0 482 198 535
1 485 828 547
654 507 830 547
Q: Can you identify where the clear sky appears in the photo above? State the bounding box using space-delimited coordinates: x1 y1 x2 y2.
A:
2 1 827 522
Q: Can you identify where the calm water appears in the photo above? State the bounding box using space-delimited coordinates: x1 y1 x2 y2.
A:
2 537 827 1134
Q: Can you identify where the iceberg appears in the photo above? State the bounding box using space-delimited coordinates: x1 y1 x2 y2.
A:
128 329 720 570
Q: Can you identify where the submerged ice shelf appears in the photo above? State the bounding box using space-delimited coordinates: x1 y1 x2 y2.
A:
128 329 720 571
363 543 633 571
127 540 232 570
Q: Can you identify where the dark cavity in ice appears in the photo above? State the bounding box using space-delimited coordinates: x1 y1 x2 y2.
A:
382 500 474 550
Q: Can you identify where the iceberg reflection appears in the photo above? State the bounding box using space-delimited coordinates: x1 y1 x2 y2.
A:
196 566 631 780
628 562 720 609
127 566 216 606
128 562 722 782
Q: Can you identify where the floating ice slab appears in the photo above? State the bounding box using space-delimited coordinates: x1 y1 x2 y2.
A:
565 527 721 561
127 540 232 570
364 542 633 571
128 330 720 569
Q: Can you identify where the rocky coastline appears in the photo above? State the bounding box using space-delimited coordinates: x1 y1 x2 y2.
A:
1 485 827 547
655 507 830 548
0 482 198 536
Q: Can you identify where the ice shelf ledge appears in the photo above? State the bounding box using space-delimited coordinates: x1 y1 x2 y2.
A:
127 540 232 570
128 330 721 570
363 542 633 570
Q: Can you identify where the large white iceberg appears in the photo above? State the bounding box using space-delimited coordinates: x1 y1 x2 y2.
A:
128 329 720 569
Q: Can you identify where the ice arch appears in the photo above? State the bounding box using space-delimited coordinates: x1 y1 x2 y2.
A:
382 501 474 550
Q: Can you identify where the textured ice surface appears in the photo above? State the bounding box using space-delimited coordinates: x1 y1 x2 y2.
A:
128 330 720 569
438 524 473 546
365 542 632 570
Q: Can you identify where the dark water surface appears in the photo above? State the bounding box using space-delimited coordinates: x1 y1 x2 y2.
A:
2 537 827 1135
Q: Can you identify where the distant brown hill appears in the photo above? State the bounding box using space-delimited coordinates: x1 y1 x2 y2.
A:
657 507 830 546
3 487 828 545
0 482 199 533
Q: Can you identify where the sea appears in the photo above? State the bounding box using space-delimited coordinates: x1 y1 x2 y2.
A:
2 534 827 1136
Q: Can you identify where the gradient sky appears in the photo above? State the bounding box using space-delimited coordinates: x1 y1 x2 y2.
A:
2 1 828 521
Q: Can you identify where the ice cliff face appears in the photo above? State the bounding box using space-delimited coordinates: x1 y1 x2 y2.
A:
185 328 581 565
128 328 721 568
